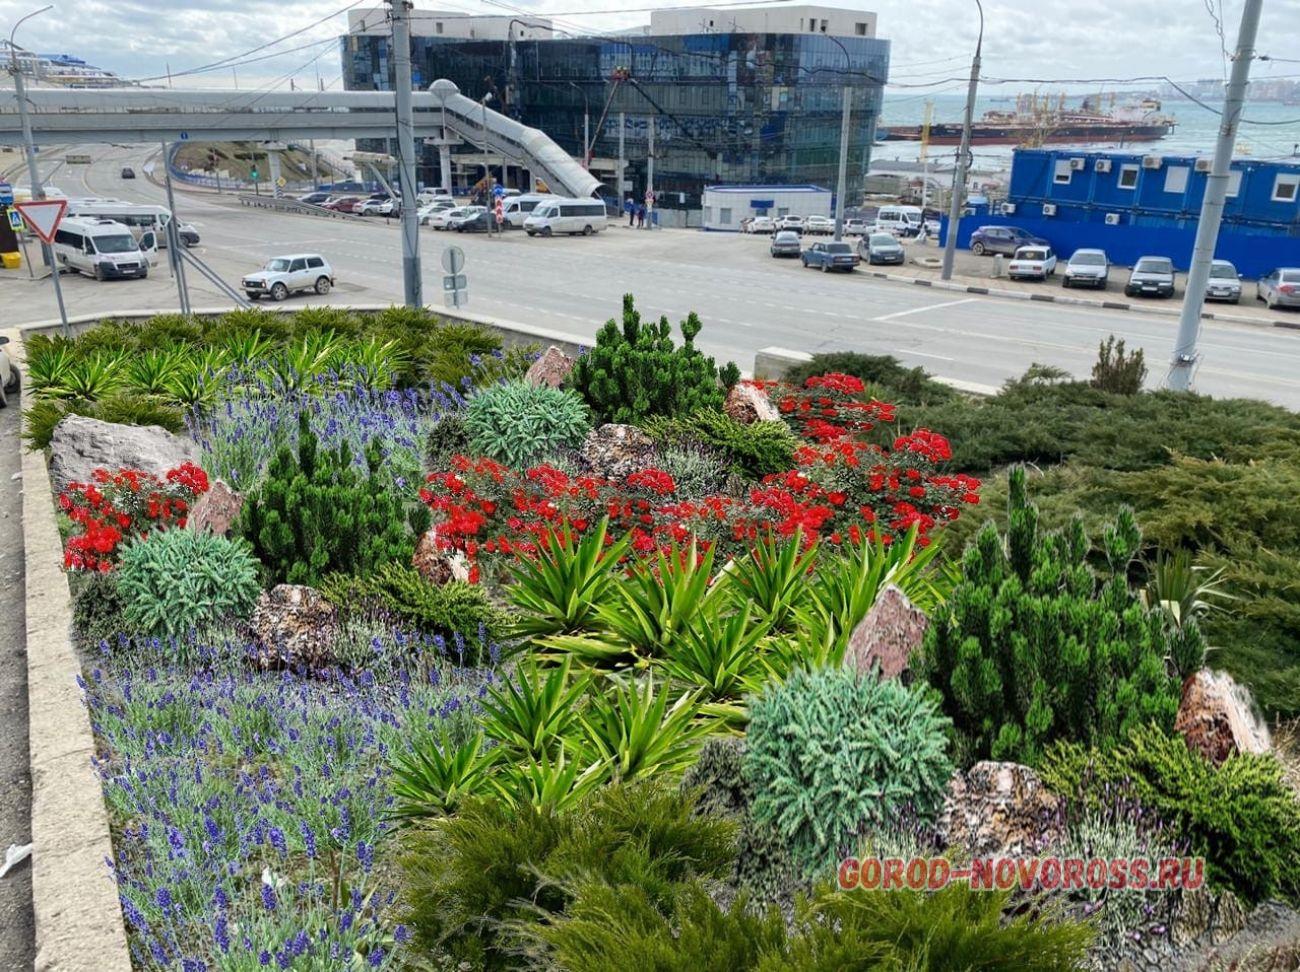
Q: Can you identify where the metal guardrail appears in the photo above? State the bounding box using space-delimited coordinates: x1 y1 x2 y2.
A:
235 193 368 222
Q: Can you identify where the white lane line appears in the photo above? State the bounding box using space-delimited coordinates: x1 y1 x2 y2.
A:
872 298 978 322
904 350 955 362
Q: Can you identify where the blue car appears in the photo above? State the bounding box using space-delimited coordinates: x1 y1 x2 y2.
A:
801 241 858 273
969 225 1049 256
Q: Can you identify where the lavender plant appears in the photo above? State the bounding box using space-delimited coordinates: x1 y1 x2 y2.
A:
81 635 497 971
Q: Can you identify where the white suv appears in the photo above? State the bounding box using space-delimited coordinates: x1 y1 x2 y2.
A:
242 254 335 301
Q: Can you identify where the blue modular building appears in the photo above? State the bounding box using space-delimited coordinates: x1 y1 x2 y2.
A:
945 148 1300 276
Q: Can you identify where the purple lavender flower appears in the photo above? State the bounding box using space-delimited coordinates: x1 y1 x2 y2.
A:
261 883 278 913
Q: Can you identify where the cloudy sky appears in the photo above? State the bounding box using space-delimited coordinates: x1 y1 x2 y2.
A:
2 0 1299 96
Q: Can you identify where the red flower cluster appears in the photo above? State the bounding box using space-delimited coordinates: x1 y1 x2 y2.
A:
59 462 211 572
417 376 979 574
772 373 898 443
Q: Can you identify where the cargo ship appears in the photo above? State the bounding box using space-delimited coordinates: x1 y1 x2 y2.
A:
881 93 1176 146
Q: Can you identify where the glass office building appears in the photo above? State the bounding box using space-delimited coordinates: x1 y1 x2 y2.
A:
341 18 889 208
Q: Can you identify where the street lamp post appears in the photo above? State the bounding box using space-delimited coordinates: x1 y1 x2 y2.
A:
824 34 854 243
7 4 69 334
940 0 983 281
569 81 590 169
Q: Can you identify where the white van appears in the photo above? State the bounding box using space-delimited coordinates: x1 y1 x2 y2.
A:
523 198 608 237
502 193 556 228
874 205 924 237
52 217 156 280
64 200 175 246
416 188 452 205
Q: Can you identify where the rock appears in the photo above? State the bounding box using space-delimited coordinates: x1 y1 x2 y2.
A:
524 345 575 389
581 423 657 479
843 584 928 680
48 414 197 492
1174 669 1271 767
250 585 339 670
724 381 782 425
412 529 471 585
936 761 1064 859
185 479 243 537
1172 888 1247 949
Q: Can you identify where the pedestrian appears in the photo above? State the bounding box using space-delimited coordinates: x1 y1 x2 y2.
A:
625 197 635 226
637 204 645 228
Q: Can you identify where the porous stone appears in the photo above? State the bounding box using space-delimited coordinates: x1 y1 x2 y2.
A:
524 345 576 389
581 423 657 479
1174 668 1271 766
250 585 339 670
185 479 243 537
724 381 782 425
48 414 197 492
843 584 928 680
412 528 471 585
936 761 1065 859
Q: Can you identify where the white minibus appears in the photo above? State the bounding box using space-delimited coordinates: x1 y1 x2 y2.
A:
523 198 608 237
52 217 156 280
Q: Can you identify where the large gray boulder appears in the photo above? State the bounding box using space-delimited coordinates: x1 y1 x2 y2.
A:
48 415 197 492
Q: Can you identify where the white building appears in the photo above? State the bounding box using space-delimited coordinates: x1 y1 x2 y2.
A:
649 4 877 39
346 9 553 40
702 184 833 231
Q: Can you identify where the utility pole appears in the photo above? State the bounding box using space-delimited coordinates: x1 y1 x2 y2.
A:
833 87 852 241
940 0 983 280
1167 0 1262 392
160 141 191 315
617 110 625 207
309 138 319 188
389 0 422 307
8 4 68 335
645 114 655 229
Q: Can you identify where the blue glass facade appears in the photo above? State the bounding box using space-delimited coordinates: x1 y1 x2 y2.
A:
340 30 889 205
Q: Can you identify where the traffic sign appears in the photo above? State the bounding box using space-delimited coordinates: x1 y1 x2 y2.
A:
441 245 465 274
14 198 68 244
443 273 468 291
8 210 22 231
492 184 506 198
276 177 287 188
0 182 13 206
494 199 504 224
179 131 190 141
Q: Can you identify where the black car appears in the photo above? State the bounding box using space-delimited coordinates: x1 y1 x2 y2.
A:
120 166 136 179
453 210 492 233
1125 256 1176 298
177 224 200 247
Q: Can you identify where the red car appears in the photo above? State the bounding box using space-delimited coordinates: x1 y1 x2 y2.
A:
322 196 361 212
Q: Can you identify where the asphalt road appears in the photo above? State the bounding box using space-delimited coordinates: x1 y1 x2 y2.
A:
5 143 1300 408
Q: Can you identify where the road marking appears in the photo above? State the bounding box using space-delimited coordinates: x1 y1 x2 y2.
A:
903 350 955 362
873 298 977 322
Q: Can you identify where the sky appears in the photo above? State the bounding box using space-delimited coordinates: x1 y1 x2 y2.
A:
2 0 1299 97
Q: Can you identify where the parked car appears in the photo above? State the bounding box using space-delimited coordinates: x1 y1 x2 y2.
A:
969 225 1049 256
429 206 472 230
416 188 452 205
359 198 398 216
322 196 361 212
843 218 870 236
770 230 802 258
446 206 488 232
1257 267 1300 310
777 215 805 233
297 191 332 206
452 209 492 233
874 205 924 237
1204 259 1242 303
860 232 904 265
745 216 776 234
1125 256 1177 298
120 166 136 180
418 200 457 224
176 223 200 247
1062 248 1109 289
801 241 857 272
241 254 335 301
804 215 835 235
0 334 19 409
1007 245 1057 281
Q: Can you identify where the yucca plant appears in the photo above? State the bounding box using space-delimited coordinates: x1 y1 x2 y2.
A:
508 520 629 640
164 367 222 412
60 350 127 402
493 745 607 813
389 729 501 822
24 339 78 396
479 658 591 760
658 605 773 728
725 531 818 634
125 347 193 398
217 328 274 367
579 674 707 783
340 335 410 389
1142 547 1236 631
544 540 727 669
263 329 346 391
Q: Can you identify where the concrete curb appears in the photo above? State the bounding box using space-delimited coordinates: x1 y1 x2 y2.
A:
10 328 133 972
863 269 1300 331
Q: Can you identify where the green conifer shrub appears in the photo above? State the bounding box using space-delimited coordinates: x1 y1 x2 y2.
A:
238 415 429 586
643 408 797 478
568 294 740 425
915 466 1183 768
464 380 591 468
116 530 261 638
744 666 952 878
1091 335 1147 395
